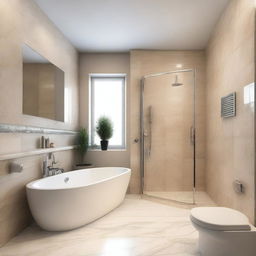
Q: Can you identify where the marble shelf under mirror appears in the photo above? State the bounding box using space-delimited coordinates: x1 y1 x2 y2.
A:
0 145 77 161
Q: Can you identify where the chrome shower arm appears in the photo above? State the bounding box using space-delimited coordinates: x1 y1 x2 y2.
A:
143 69 193 79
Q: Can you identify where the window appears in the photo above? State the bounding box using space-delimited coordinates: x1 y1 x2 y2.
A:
89 74 126 149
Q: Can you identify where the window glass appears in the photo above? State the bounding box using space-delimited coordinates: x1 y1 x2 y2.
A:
90 76 126 149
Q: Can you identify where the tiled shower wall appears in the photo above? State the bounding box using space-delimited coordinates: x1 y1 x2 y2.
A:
206 0 255 222
0 0 79 246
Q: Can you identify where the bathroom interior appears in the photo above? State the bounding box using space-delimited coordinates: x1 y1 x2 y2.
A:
0 0 255 255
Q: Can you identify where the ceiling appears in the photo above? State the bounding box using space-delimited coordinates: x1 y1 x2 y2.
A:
34 0 230 52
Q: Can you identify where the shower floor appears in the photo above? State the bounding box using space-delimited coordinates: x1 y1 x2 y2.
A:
144 191 216 206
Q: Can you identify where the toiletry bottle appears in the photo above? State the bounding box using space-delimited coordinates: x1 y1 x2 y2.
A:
45 138 50 148
41 136 45 148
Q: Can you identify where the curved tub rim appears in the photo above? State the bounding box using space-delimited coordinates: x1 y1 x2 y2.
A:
26 167 131 192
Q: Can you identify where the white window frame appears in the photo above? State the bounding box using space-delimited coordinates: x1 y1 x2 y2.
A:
89 73 126 150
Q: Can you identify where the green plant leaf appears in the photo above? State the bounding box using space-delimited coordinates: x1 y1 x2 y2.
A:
77 128 89 155
96 116 113 140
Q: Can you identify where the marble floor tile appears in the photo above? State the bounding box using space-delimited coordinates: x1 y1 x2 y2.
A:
0 195 202 256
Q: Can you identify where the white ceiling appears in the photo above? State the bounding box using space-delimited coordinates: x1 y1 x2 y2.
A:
34 0 230 52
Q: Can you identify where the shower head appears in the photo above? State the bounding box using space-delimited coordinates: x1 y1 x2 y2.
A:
172 75 183 87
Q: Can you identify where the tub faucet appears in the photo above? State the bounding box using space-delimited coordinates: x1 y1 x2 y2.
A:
49 152 58 167
43 153 64 177
43 166 64 177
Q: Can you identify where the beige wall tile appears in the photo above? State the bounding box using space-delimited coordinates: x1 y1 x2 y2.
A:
0 0 79 246
206 0 255 223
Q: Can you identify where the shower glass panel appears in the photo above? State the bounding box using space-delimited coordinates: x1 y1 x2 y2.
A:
142 70 195 204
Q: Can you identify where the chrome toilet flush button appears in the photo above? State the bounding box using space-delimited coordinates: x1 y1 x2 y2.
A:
64 177 69 183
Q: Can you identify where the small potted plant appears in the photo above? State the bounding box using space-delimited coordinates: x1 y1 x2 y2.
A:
96 116 113 150
75 128 92 169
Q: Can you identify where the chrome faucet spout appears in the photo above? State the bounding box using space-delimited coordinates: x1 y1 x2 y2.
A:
42 153 63 177
49 153 58 167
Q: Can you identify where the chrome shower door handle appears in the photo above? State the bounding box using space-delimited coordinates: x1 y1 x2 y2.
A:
148 106 152 157
134 138 139 143
143 106 153 158
190 126 195 145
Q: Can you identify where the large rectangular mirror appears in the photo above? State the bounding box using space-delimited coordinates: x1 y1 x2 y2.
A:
22 44 65 122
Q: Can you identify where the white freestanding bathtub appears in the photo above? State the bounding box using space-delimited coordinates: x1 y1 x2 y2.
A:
26 167 131 231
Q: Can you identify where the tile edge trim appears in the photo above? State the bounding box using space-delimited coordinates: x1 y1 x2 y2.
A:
0 123 78 135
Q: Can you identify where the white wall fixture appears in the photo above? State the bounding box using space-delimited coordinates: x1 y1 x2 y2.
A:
244 83 255 111
9 162 23 173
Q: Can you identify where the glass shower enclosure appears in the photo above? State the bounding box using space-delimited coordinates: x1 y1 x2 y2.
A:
140 69 196 204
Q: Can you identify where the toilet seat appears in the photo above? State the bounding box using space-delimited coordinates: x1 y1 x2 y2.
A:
190 207 251 231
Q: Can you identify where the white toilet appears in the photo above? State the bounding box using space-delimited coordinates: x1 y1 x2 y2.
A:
190 207 256 256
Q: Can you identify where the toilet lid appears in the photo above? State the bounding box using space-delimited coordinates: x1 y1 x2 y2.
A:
190 207 251 231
